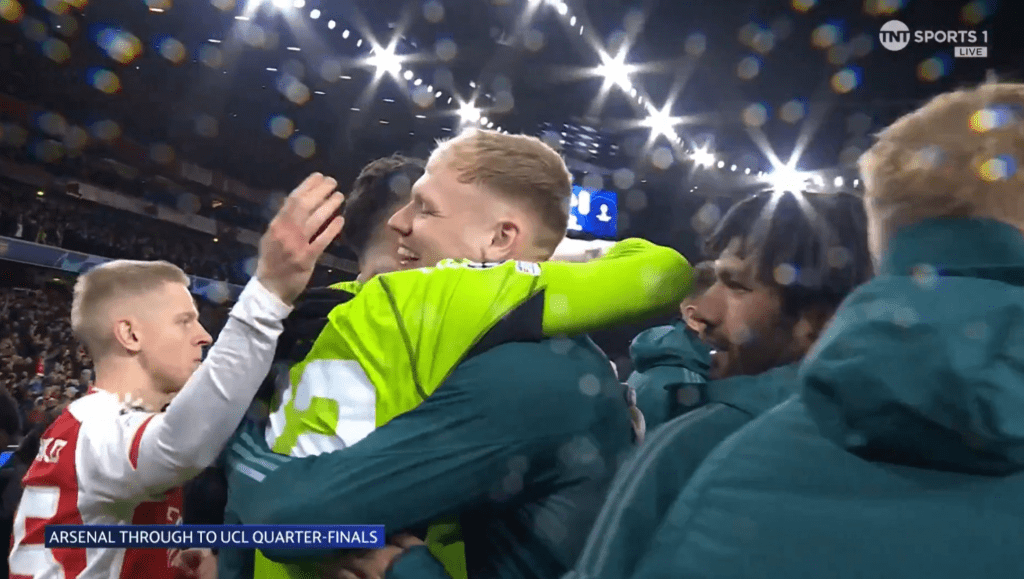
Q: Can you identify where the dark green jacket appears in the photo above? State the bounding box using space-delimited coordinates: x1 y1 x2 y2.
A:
626 321 711 431
220 337 634 579
564 362 798 579
623 218 1024 579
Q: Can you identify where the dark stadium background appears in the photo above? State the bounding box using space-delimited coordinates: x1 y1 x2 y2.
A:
0 0 1019 377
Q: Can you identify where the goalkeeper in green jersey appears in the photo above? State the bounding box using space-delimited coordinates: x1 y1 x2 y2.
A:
221 132 693 579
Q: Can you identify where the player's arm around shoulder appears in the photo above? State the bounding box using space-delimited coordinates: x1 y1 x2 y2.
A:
534 238 693 336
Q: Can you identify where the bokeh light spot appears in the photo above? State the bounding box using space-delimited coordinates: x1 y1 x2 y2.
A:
0 0 25 23
198 44 224 68
773 263 798 285
910 264 939 290
41 0 70 15
684 33 706 56
150 142 175 164
691 202 722 235
969 106 1017 132
412 86 436 108
737 55 761 80
269 115 295 139
87 68 121 94
42 37 70 63
811 24 840 49
292 135 316 158
752 30 775 54
423 0 444 23
827 246 851 269
277 75 310 105
239 21 267 48
738 22 760 47
194 114 218 138
21 16 45 42
864 0 905 16
780 99 806 123
90 119 121 141
651 147 674 170
612 168 635 190
156 36 186 63
831 67 860 94
523 29 545 52
961 0 991 25
435 38 457 62
977 155 1017 182
916 56 948 82
791 0 816 12
743 103 768 127
96 28 142 65
177 193 202 214
37 112 67 136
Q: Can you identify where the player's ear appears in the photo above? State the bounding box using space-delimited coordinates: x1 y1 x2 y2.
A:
113 317 143 354
483 219 521 262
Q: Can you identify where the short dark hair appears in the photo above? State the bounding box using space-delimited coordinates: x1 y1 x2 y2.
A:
705 190 873 318
342 154 425 258
690 261 716 298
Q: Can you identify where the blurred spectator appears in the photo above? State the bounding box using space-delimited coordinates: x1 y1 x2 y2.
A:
578 82 1024 579
566 191 873 579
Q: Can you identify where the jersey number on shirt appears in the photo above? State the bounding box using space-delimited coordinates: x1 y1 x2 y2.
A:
10 486 65 579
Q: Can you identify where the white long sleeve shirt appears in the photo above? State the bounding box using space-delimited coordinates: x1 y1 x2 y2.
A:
9 278 292 579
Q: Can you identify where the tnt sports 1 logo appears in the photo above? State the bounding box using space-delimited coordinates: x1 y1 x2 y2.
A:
879 20 912 51
878 20 987 54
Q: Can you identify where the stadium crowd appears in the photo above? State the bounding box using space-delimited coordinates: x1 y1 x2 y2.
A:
0 184 259 286
2 81 1024 579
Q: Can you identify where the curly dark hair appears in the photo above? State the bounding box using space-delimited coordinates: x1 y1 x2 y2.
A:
704 190 873 319
342 154 426 258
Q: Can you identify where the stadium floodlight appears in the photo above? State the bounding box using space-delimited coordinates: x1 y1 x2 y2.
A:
367 44 402 77
457 102 482 123
595 52 633 90
691 147 715 168
642 104 678 141
768 167 811 193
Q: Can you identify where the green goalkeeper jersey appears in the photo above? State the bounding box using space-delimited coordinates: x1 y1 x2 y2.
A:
255 238 691 578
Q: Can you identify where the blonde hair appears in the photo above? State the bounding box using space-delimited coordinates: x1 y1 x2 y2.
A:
430 129 571 257
858 82 1024 248
71 260 190 358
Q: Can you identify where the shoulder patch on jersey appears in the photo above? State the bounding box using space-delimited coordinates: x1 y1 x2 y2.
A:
514 261 541 276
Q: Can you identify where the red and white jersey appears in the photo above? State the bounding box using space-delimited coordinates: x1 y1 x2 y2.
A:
8 278 292 579
10 392 185 579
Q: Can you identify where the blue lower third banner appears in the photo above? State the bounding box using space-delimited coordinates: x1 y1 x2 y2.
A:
44 525 385 550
